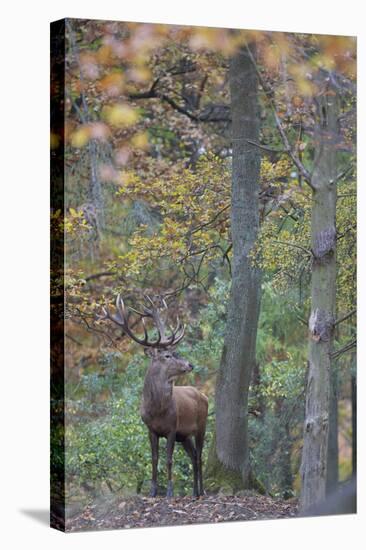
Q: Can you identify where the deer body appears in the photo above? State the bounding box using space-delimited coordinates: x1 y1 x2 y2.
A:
141 350 208 497
100 294 208 497
172 386 208 439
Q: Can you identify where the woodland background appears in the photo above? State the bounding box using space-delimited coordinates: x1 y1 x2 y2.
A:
50 19 356 528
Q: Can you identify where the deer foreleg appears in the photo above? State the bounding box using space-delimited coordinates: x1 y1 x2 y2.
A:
149 430 159 497
166 432 176 497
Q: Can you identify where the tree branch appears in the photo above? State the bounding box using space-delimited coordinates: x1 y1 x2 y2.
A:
330 165 354 185
190 204 230 235
245 44 314 190
85 271 117 282
223 244 232 276
334 309 356 327
331 339 357 359
271 240 312 256
246 139 286 154
296 314 308 326
129 81 230 123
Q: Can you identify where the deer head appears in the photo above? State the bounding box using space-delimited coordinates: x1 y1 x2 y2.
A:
144 348 194 380
99 293 193 385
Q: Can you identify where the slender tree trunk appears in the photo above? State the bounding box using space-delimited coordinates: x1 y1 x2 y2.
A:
326 364 339 494
281 421 294 497
300 84 338 512
88 139 105 234
351 352 357 477
66 19 105 239
206 44 261 492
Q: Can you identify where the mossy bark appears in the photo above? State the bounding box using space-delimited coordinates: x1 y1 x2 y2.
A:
206 44 261 493
205 434 247 494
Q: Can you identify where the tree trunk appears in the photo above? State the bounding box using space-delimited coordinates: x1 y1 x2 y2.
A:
300 85 338 512
88 139 105 235
206 44 261 492
326 364 339 494
351 353 357 477
66 19 105 239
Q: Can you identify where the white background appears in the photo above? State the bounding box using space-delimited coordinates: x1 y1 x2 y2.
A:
0 1 364 548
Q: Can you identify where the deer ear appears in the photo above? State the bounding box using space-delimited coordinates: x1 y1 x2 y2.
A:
144 348 156 358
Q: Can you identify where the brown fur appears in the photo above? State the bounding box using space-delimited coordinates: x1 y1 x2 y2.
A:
140 350 208 497
174 386 208 439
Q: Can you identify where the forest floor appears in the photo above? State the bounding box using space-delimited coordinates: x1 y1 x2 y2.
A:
64 493 298 532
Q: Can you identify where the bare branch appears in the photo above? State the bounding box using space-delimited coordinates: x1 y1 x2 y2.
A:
334 309 356 327
85 271 116 282
190 204 230 235
246 139 286 154
271 239 312 256
245 44 314 190
223 244 232 276
129 78 230 123
331 339 357 359
330 165 354 185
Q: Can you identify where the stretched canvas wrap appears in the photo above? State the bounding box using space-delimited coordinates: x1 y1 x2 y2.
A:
50 18 357 532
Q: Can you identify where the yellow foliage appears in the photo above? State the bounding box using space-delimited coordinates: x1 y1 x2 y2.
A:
131 132 149 150
102 103 140 127
70 125 91 148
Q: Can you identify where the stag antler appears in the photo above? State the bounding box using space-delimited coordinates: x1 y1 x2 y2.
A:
99 293 185 348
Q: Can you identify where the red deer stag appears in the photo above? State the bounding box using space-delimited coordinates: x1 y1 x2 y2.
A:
100 294 208 498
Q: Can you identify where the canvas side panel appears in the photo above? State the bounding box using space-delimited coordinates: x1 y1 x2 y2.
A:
50 18 66 533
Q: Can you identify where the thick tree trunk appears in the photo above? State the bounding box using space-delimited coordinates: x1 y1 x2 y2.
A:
300 85 338 512
206 45 261 492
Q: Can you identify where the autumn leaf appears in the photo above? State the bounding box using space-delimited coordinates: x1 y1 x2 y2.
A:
99 72 125 96
70 125 91 148
102 104 140 127
131 132 149 150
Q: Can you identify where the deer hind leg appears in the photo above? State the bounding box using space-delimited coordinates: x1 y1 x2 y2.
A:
182 437 199 497
195 432 205 496
149 430 159 497
166 432 176 497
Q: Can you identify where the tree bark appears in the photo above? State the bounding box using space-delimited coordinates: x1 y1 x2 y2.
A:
66 19 105 238
206 44 261 491
300 84 338 512
326 365 339 494
351 353 357 477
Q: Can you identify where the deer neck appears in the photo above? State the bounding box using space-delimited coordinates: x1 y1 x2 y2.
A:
142 361 173 415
